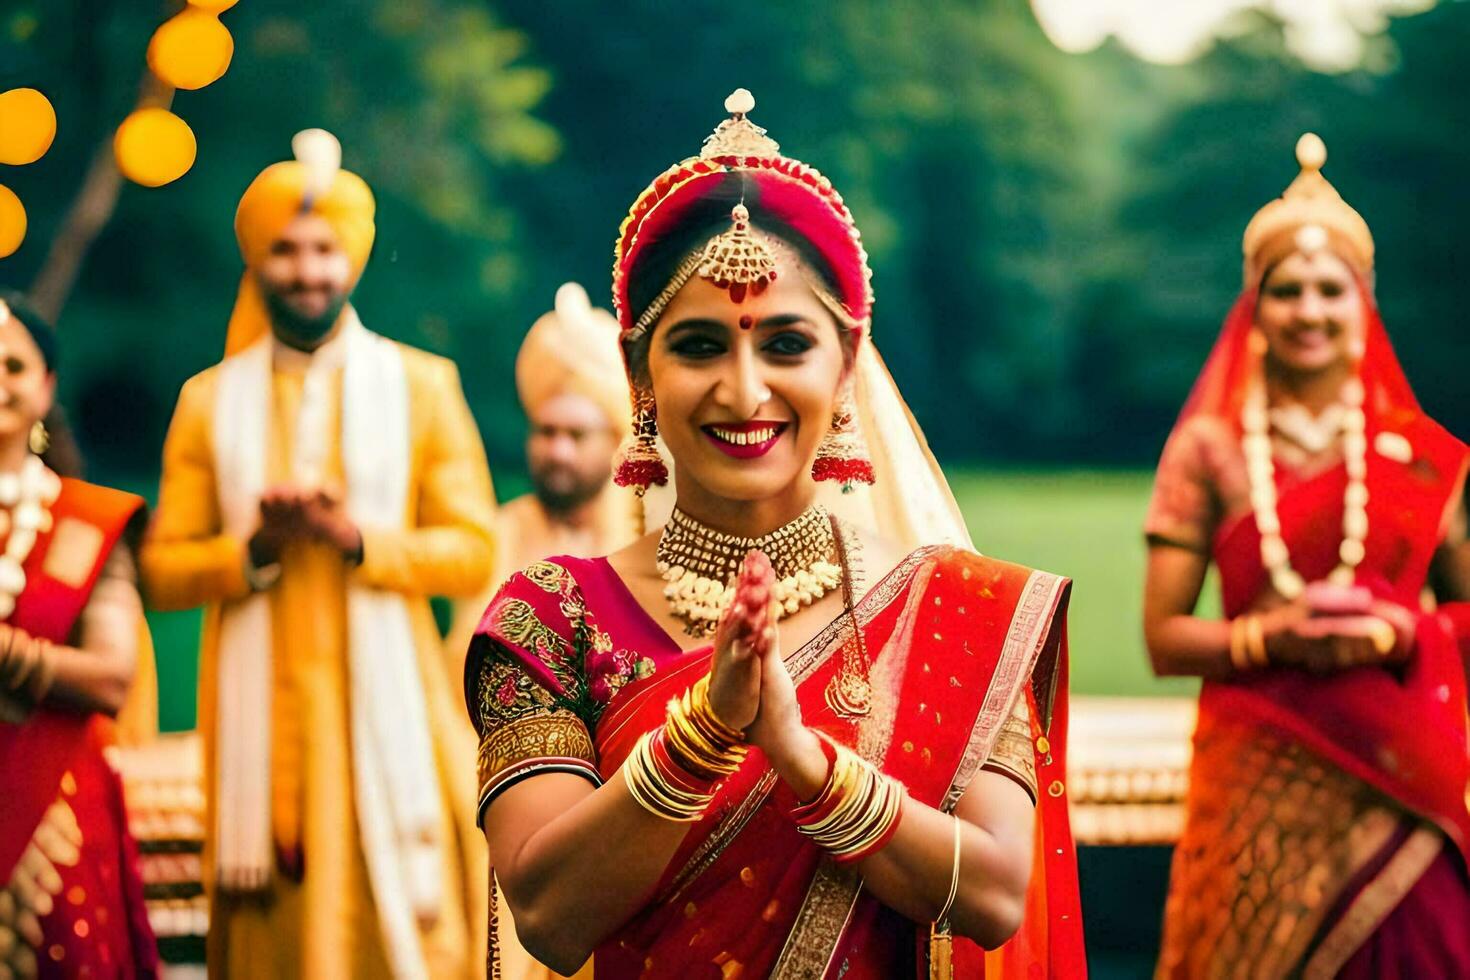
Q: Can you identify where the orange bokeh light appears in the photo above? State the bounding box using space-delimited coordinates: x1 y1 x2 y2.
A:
115 109 197 188
0 185 26 259
147 9 234 91
0 88 57 166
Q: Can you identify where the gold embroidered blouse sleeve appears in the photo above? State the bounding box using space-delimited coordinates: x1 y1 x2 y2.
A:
139 369 252 610
1145 417 1223 555
355 353 496 598
981 694 1037 802
470 563 602 825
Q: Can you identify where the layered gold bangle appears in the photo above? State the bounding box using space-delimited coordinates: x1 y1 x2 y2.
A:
1228 614 1270 671
0 627 56 712
624 674 749 823
791 733 906 863
623 730 716 822
663 674 748 781
1245 615 1269 667
1228 616 1251 671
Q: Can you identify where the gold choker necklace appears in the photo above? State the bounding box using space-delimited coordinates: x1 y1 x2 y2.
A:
656 505 842 637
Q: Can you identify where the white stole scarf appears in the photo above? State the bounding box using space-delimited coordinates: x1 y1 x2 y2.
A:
212 311 441 979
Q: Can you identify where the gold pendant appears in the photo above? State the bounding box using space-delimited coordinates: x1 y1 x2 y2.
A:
825 671 871 718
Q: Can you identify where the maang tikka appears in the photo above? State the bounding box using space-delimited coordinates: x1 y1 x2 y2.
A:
696 203 779 305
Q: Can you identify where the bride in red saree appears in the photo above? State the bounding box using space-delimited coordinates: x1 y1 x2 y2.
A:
1145 136 1470 977
0 293 158 977
465 92 1084 979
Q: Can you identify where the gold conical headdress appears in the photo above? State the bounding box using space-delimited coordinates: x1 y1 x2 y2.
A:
1241 133 1374 287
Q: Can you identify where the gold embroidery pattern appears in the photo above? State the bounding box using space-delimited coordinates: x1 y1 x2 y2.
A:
770 859 863 980
491 598 573 667
1301 825 1442 979
522 558 574 595
983 696 1038 801
475 655 564 735
1157 724 1400 979
942 568 1066 813
477 713 596 800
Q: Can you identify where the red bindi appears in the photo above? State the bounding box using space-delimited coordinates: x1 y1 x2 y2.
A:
739 315 754 331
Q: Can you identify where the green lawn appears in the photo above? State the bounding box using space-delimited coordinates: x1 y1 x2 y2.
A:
145 468 1204 731
948 469 1205 701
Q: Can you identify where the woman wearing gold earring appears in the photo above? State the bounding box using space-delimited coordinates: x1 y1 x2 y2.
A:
464 91 1085 978
1145 136 1470 977
0 291 159 976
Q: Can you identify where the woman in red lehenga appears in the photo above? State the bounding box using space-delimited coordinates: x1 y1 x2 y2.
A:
1145 135 1470 978
464 91 1085 979
0 293 159 978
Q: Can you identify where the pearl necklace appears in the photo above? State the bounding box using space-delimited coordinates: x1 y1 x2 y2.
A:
1242 376 1367 599
0 455 61 620
656 505 843 637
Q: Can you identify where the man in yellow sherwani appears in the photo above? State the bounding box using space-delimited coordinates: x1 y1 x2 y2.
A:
446 282 634 980
140 130 493 979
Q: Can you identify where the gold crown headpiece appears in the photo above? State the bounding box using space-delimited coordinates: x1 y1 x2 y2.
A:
1241 133 1374 288
613 89 874 342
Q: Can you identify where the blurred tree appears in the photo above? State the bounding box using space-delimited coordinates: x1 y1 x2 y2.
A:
2 0 558 476
3 0 1469 484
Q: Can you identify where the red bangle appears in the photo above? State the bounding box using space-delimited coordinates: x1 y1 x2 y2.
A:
788 732 840 824
649 727 720 796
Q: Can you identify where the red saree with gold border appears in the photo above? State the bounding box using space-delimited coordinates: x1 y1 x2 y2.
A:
1152 292 1470 978
0 478 158 977
467 545 1084 979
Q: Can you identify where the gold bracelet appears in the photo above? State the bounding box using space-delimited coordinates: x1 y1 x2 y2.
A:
1245 615 1269 667
795 736 905 861
1228 616 1251 671
26 637 55 705
934 814 962 927
0 625 16 685
6 632 37 692
623 731 714 822
663 675 748 781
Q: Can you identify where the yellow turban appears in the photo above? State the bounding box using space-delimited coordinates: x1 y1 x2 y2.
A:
515 283 628 437
225 129 376 356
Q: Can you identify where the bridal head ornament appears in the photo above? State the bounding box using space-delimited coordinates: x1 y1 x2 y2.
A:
1241 132 1375 288
611 89 876 493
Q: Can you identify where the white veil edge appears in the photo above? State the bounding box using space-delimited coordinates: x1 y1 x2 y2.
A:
632 340 975 555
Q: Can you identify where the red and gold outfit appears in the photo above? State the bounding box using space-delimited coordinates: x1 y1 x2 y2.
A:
1148 138 1470 977
0 478 158 976
469 551 1073 978
466 91 1085 979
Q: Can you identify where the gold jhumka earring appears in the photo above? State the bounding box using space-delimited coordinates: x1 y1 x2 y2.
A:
614 386 668 495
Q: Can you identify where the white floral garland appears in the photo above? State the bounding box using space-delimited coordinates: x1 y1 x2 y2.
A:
1242 374 1367 600
0 455 61 620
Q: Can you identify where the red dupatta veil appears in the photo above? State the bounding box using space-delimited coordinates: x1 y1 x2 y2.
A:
1170 287 1470 858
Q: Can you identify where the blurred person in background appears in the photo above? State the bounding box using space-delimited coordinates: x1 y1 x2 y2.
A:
0 291 159 978
139 131 494 979
446 281 634 660
446 281 634 980
1144 135 1470 977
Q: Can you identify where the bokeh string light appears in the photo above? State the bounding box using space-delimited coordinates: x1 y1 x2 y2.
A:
147 9 235 91
0 87 57 257
116 2 240 188
114 109 200 189
0 185 27 259
0 88 57 166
